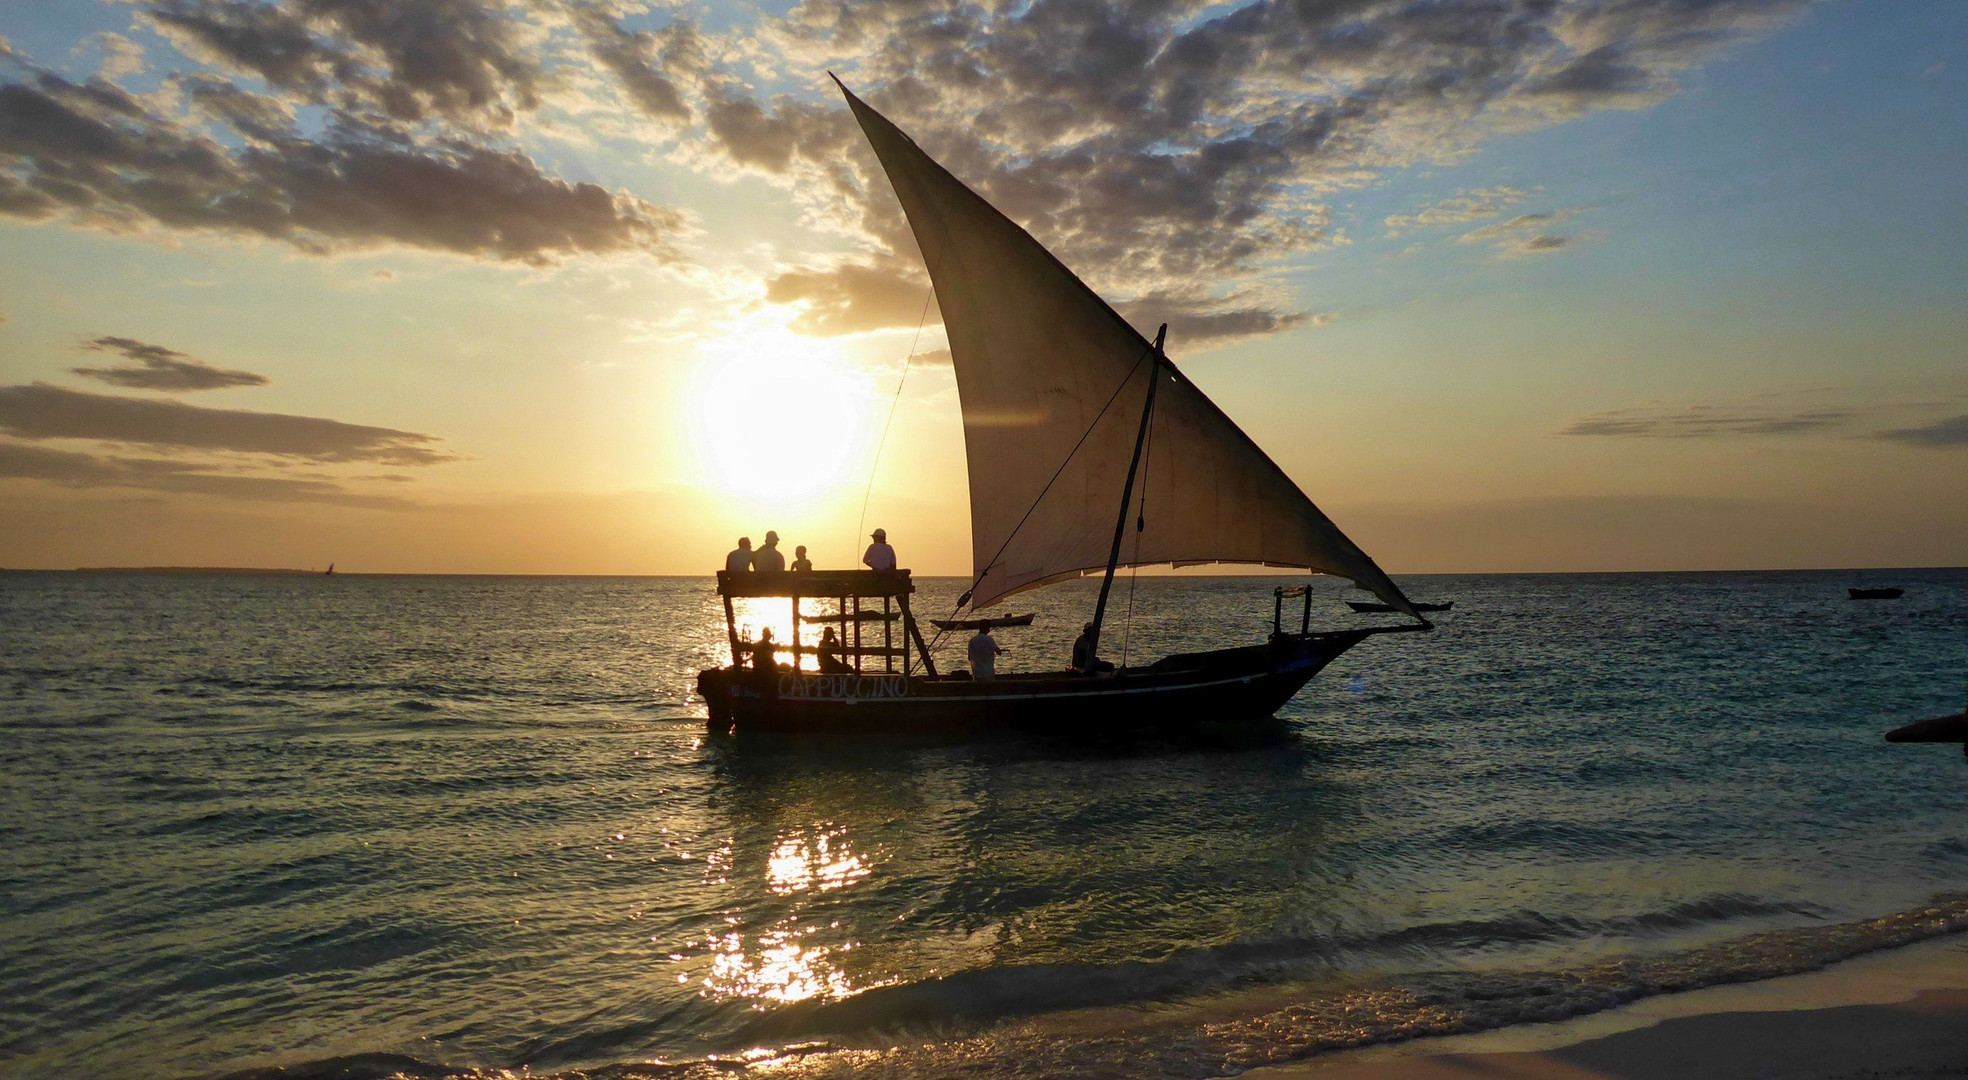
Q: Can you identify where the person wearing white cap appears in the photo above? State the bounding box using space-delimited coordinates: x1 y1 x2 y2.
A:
752 530 786 571
862 528 896 571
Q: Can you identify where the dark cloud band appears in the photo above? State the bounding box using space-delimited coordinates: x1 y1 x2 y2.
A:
0 440 412 506
0 382 458 465
72 336 269 392
0 72 685 264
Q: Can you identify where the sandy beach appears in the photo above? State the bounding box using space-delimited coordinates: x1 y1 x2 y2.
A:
1250 933 1968 1080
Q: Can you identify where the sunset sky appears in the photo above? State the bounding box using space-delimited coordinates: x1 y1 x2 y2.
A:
1 0 1963 575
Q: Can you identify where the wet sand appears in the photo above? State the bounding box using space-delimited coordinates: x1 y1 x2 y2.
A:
1248 934 1968 1080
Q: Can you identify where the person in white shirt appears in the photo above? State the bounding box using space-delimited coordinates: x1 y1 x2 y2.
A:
967 626 1004 681
862 528 896 571
752 530 787 571
725 537 753 573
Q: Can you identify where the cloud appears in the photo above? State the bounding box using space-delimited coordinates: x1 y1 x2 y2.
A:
0 382 458 465
0 439 411 506
1113 289 1309 349
138 0 544 130
1875 414 1968 449
677 0 1805 336
87 32 147 81
1459 210 1588 255
0 69 686 264
1560 403 1856 437
71 335 269 391
566 5 698 124
4 0 1809 327
765 259 936 336
1384 187 1530 236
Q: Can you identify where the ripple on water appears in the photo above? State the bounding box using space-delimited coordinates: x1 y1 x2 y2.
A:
1 569 1964 1080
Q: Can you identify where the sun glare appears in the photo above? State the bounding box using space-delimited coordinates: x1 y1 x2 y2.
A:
694 332 867 501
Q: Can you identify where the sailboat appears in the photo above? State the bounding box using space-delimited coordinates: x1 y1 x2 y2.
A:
695 80 1430 736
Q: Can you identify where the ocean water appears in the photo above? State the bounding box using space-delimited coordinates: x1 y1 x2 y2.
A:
3 568 1966 1080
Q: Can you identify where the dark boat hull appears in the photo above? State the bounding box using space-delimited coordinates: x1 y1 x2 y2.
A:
1848 588 1904 600
1348 600 1451 613
1885 710 1968 743
697 629 1392 736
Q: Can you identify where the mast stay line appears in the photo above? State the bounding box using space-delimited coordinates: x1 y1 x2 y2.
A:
927 342 1157 654
1087 323 1166 665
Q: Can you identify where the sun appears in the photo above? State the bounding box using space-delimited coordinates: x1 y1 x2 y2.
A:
693 331 867 501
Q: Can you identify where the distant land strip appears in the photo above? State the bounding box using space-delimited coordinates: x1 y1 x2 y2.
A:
70 566 329 574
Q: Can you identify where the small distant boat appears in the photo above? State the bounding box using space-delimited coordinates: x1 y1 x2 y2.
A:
1349 600 1452 613
324 563 336 576
1885 702 1968 757
1848 587 1901 600
931 614 1035 632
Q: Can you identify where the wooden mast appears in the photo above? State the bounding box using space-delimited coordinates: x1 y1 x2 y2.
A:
1085 323 1165 666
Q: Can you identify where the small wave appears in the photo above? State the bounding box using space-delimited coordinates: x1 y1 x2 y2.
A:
738 892 1833 1043
215 1052 456 1080
730 896 1968 1080
224 897 1968 1080
396 699 441 712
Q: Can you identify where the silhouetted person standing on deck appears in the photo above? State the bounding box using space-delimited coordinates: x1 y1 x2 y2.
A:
725 537 753 573
791 545 813 572
968 626 1004 681
862 528 896 571
753 530 786 571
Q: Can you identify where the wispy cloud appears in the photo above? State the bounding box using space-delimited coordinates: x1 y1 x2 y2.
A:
1459 210 1590 256
1561 405 1854 437
71 335 268 392
1561 391 1968 444
0 382 458 465
1385 187 1531 236
0 439 413 506
1875 414 1968 448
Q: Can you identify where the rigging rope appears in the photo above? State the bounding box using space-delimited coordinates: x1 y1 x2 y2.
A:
852 287 936 559
925 342 1159 658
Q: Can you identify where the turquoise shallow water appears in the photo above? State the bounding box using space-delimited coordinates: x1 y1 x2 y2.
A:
2 568 1966 1079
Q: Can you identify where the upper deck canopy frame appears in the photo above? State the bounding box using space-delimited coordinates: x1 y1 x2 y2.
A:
715 569 938 677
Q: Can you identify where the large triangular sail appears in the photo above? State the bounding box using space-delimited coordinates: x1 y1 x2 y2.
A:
838 82 1417 619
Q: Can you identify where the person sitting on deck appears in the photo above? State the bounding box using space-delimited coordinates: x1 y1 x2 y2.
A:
862 528 896 571
1071 622 1115 675
791 545 813 572
752 530 787 572
725 537 753 573
968 626 1005 681
751 627 779 675
817 626 853 674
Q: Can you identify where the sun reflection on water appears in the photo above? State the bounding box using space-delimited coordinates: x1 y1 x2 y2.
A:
767 827 870 895
695 825 882 1007
705 925 859 1004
